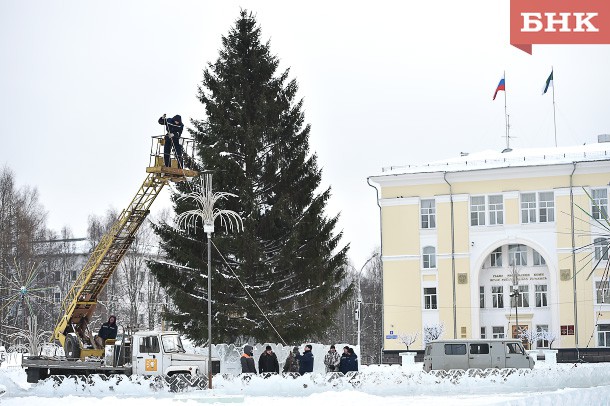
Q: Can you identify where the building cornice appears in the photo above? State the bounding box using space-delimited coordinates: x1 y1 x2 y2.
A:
379 197 419 207
370 160 610 187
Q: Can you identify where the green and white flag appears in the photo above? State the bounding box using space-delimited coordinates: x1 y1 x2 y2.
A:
542 70 553 95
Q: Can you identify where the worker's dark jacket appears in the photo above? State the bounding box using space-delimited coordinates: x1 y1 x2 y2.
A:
241 354 257 373
98 320 117 340
258 351 279 373
158 115 183 137
295 350 314 374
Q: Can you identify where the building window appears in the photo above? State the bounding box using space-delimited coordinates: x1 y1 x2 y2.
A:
489 195 504 225
592 188 608 220
53 271 61 283
492 326 505 339
521 193 537 223
470 196 486 226
54 292 61 303
424 287 437 309
535 285 548 307
539 192 555 222
138 292 145 301
594 238 609 261
492 286 504 308
536 325 549 348
71 270 77 280
421 199 436 229
598 325 610 347
533 250 546 266
508 244 527 266
422 246 436 269
480 326 486 339
490 247 502 267
479 286 485 308
517 285 529 307
596 281 610 304
521 192 555 223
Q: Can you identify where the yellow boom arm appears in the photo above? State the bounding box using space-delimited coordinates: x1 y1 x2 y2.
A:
52 136 197 358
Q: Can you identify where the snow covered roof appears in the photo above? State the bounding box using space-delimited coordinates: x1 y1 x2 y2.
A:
376 142 610 177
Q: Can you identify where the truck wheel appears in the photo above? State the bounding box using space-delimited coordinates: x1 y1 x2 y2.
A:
65 334 81 361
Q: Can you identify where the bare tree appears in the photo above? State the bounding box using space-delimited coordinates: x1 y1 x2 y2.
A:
0 167 49 348
116 220 154 329
423 323 445 344
359 250 382 363
86 209 119 321
398 331 419 350
519 327 541 350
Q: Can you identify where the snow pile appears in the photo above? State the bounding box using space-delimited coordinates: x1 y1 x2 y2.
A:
3 362 610 400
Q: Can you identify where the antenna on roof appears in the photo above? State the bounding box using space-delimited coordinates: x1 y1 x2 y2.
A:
501 115 513 153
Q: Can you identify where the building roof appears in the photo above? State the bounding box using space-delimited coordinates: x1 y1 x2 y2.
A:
375 142 610 177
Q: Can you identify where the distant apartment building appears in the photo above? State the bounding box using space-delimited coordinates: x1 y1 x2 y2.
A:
368 138 610 353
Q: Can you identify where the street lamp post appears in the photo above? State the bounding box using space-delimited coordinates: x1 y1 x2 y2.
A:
357 253 379 349
510 266 519 339
176 173 243 390
204 222 213 388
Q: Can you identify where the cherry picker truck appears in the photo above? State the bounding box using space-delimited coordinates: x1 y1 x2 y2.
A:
22 135 220 384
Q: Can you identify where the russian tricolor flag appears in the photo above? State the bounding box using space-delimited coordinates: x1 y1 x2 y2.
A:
493 77 505 100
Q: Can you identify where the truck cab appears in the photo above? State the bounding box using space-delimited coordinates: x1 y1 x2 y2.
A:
130 331 219 377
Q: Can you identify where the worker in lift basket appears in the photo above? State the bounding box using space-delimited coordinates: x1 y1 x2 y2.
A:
94 315 118 348
158 114 184 168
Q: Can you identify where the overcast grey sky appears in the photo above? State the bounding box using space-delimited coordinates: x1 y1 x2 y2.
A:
1 1 609 268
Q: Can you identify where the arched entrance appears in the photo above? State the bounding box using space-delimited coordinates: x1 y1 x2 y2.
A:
477 243 552 348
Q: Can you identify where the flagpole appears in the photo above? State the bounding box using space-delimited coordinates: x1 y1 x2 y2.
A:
504 71 510 150
552 67 557 147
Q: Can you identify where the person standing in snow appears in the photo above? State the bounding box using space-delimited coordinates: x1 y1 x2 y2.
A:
282 346 300 373
347 347 359 372
94 315 117 348
295 344 314 375
339 346 351 374
241 344 257 374
324 344 341 373
258 345 279 373
339 346 358 374
158 114 184 168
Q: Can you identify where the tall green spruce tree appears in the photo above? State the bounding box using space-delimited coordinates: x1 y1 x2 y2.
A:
149 10 350 345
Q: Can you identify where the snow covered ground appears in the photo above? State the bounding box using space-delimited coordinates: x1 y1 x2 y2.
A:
3 360 610 405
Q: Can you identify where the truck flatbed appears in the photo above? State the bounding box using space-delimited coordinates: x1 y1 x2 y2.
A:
23 356 132 382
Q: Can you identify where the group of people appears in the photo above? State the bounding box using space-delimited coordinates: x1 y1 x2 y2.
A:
324 345 359 374
240 344 357 375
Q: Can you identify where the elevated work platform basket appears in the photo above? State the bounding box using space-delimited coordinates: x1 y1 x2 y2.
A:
146 135 198 180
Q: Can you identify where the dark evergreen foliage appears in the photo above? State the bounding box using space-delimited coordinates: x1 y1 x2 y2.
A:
149 10 350 345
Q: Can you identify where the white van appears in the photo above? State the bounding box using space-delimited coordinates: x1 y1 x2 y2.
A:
423 339 535 371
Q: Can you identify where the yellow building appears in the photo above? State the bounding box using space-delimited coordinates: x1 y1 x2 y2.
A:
368 140 610 353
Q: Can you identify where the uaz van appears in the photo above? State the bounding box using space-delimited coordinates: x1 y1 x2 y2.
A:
423 339 535 371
